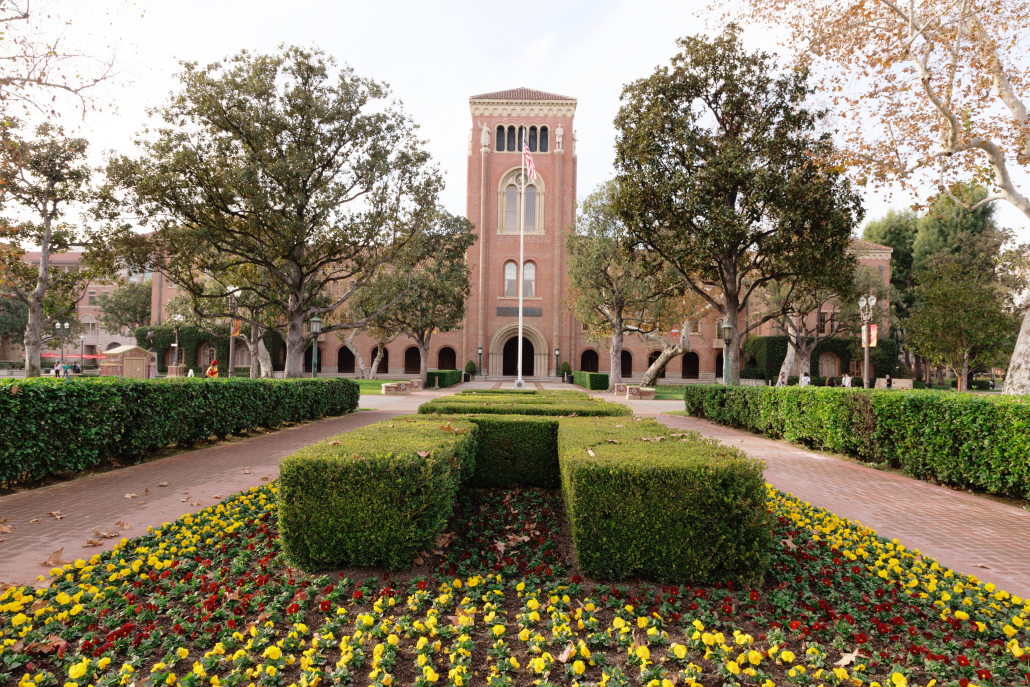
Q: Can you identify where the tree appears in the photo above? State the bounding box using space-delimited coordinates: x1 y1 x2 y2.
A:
912 184 999 272
105 46 442 378
369 210 476 388
564 182 680 391
635 290 712 387
0 297 28 347
908 231 1022 391
737 0 1030 393
612 25 864 383
0 122 118 376
97 279 151 333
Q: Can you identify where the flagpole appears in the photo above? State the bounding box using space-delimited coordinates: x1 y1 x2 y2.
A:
516 122 525 389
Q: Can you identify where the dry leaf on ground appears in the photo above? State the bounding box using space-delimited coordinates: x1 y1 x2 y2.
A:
586 449 596 457
40 549 71 567
213 494 224 499
28 519 40 524
240 468 252 474
835 649 861 667
0 518 11 534
157 482 169 487
124 493 137 499
45 511 63 520
115 521 131 530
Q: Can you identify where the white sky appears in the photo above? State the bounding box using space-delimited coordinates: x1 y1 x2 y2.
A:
31 0 1030 242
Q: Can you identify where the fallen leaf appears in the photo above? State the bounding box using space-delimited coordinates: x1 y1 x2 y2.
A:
115 521 131 530
587 449 596 457
494 541 507 554
144 488 150 496
93 528 119 539
835 648 861 667
782 537 797 551
31 600 46 611
180 498 190 502
605 439 620 444
0 581 19 592
386 424 395 428
240 468 252 474
157 482 169 487
261 476 271 481
213 494 224 499
326 441 341 446
124 493 137 499
136 501 145 505
0 518 10 533
28 518 40 524
83 538 103 548
40 549 71 567
417 451 430 458
557 644 576 663
413 557 425 566
974 564 990 569
440 422 456 432
192 502 202 507
615 424 624 428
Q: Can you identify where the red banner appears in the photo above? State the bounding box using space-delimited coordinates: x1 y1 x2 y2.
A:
231 319 241 337
869 324 878 348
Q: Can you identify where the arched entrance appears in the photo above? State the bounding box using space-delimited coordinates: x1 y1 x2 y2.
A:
370 346 389 374
647 351 666 379
715 352 724 378
337 346 355 374
404 346 421 374
438 347 456 370
681 351 700 379
502 337 534 376
621 350 633 377
303 343 322 373
487 323 548 377
580 349 599 372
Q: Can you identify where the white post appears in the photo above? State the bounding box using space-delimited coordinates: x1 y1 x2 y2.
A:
516 123 526 389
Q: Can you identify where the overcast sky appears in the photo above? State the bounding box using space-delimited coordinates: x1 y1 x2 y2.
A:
37 0 1030 242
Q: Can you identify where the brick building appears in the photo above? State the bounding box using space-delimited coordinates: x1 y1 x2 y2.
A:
144 88 892 382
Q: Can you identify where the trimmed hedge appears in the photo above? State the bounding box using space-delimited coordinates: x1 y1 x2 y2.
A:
278 418 477 570
558 418 770 584
466 416 559 488
573 371 609 390
684 384 1030 498
425 370 463 388
417 391 631 417
0 377 359 486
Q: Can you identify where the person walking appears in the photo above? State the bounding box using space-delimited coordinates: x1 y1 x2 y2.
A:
205 359 219 379
776 371 787 387
842 373 851 388
885 374 892 389
187 368 195 378
800 372 811 387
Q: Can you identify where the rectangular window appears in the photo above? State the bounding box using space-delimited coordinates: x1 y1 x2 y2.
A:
88 290 96 305
506 186 517 232
689 320 700 334
525 187 536 232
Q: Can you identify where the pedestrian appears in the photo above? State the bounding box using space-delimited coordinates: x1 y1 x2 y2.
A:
842 373 851 388
776 371 787 387
800 372 811 387
990 378 996 390
885 374 892 389
205 359 219 379
187 368 195 378
826 376 836 387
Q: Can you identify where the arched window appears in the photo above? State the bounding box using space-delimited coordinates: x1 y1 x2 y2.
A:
580 349 599 373
681 351 700 379
648 351 666 378
235 347 251 368
496 125 505 152
338 346 355 374
404 346 421 374
506 185 517 232
525 186 536 232
506 126 516 152
517 127 524 151
200 343 216 367
504 261 518 297
621 350 633 377
438 347 456 370
539 126 549 152
523 262 536 298
819 352 840 378
528 126 538 152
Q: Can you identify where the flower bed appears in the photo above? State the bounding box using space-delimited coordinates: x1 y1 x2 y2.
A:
2 481 1027 687
682 385 1030 498
0 377 360 487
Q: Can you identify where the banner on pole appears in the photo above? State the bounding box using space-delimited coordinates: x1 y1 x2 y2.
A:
231 319 241 337
869 324 878 348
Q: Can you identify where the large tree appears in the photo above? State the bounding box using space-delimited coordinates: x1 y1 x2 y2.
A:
738 0 1030 393
0 297 28 348
908 230 1023 391
105 46 442 378
369 210 475 388
613 25 864 383
564 181 680 391
97 279 152 333
0 122 118 376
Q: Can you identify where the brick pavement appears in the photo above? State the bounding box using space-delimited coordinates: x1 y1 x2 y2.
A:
0 409 401 587
658 413 1030 599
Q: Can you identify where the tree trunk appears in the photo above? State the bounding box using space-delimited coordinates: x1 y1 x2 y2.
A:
779 341 796 381
284 313 307 379
257 337 273 378
23 301 44 378
640 346 681 387
1004 308 1030 395
608 326 624 392
797 347 813 380
344 329 368 379
369 344 386 380
724 304 742 384
419 337 430 389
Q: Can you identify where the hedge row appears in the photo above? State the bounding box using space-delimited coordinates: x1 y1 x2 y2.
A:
466 416 559 488
683 384 1030 498
278 418 477 570
558 418 770 584
417 391 631 417
0 377 359 486
573 371 609 390
425 370 463 388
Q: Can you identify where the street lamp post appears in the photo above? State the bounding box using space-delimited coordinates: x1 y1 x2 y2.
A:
169 314 183 376
80 335 85 372
858 294 878 389
226 288 238 379
721 322 735 385
555 347 560 379
309 315 322 379
477 346 482 377
59 322 70 371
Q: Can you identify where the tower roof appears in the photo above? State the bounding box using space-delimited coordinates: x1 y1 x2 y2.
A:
470 87 576 102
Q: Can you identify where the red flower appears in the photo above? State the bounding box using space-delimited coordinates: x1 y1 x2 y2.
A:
854 633 868 644
957 656 970 667
353 590 363 600
789 621 802 631
319 600 331 612
286 603 300 614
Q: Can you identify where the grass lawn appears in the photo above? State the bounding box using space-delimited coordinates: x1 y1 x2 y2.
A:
654 384 686 400
352 378 403 395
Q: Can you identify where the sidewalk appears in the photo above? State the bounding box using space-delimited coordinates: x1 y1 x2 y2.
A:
658 413 1030 599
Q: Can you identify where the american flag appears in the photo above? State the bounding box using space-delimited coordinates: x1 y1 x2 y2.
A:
522 129 537 181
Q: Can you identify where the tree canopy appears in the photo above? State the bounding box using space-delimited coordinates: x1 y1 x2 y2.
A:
97 279 152 333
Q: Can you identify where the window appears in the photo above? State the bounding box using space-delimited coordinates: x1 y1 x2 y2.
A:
539 126 549 152
689 320 700 334
506 185 517 232
517 127 524 152
200 344 216 367
235 347 251 367
504 261 518 297
525 186 536 232
528 126 537 152
523 262 535 298
819 311 839 335
506 126 516 152
496 125 505 151
88 290 96 305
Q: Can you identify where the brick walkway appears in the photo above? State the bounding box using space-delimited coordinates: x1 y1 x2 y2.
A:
0 409 400 587
658 414 1030 599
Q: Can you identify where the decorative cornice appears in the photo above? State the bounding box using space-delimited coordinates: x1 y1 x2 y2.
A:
469 99 577 118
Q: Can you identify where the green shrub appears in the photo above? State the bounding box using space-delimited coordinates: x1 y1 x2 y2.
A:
740 366 765 380
0 377 359 486
950 378 992 391
418 391 630 417
466 416 559 488
559 361 573 376
558 418 771 584
573 371 609 390
425 370 463 388
464 360 478 375
683 384 1030 497
278 418 477 570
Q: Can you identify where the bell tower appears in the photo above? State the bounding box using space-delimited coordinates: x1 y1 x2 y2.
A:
464 88 578 378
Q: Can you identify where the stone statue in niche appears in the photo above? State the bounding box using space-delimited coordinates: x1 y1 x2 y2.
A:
555 124 564 151
573 130 578 156
479 122 491 149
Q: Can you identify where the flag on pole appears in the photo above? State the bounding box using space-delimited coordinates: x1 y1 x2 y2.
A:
522 131 537 181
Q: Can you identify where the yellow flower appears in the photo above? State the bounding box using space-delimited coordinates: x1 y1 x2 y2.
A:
263 646 282 660
11 613 29 626
747 650 762 665
69 663 89 680
573 661 585 675
635 645 650 661
780 650 795 663
954 611 969 621
890 673 907 687
492 625 505 637
518 628 531 642
265 666 276 677
177 648 189 660
672 644 687 660
98 657 111 670
69 604 82 616
424 667 439 682
726 661 741 675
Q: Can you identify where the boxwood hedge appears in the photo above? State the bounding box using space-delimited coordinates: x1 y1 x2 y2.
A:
558 418 770 584
573 371 609 390
418 391 631 417
0 377 359 486
278 418 477 570
684 384 1030 498
466 416 560 488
